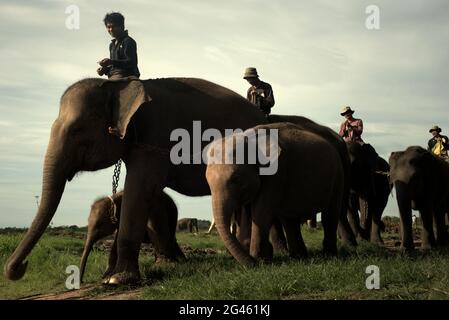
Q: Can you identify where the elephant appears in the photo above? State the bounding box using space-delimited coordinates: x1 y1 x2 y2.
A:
343 142 389 244
347 154 391 244
176 218 199 233
389 146 449 249
80 190 184 282
205 122 344 266
4 77 266 285
267 114 357 247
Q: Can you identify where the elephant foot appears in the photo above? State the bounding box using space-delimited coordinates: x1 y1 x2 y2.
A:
101 267 115 280
106 270 141 286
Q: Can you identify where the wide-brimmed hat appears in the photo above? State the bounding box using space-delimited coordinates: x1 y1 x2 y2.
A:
340 106 355 116
243 67 259 79
429 125 442 133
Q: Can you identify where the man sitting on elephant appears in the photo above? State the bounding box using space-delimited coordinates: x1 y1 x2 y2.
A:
428 125 449 161
244 67 275 116
97 12 140 80
339 106 364 144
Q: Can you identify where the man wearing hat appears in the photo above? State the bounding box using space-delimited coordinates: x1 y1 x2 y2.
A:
338 106 364 143
243 67 275 116
428 125 449 160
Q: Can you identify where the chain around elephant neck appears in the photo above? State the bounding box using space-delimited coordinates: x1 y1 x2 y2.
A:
112 159 122 195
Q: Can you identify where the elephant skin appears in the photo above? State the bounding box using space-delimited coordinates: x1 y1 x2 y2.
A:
389 146 449 249
206 122 344 266
176 218 199 233
80 190 185 283
267 114 357 247
4 77 266 284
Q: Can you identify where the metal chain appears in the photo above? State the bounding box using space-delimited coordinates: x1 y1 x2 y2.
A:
112 159 122 195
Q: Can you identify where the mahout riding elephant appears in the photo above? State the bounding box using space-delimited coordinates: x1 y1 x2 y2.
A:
176 218 199 233
389 146 449 249
4 77 266 285
205 122 344 266
80 190 184 283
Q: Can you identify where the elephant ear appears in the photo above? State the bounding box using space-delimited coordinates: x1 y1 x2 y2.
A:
102 78 152 139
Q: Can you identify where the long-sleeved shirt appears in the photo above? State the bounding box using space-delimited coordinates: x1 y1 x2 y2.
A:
428 135 449 157
246 81 275 115
106 30 140 78
339 118 364 143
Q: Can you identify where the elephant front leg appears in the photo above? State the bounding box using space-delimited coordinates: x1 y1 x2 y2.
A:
270 218 288 254
395 183 414 250
102 231 119 282
420 207 436 249
434 209 449 246
108 151 168 285
249 202 274 262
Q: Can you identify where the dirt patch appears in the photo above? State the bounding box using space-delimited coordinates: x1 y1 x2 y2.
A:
19 284 143 300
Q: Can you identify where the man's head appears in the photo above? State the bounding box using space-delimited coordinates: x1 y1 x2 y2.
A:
244 67 261 86
341 106 355 120
103 12 125 38
429 125 442 137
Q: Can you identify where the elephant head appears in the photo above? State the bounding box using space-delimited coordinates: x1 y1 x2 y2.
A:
80 192 123 282
4 78 151 281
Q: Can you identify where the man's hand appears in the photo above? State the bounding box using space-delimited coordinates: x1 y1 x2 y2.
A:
99 58 113 67
97 67 106 76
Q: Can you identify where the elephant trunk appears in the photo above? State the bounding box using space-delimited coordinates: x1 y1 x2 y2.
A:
80 234 96 283
4 142 67 280
212 192 255 267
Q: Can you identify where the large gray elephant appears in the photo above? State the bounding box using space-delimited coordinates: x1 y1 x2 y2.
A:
4 77 266 285
389 146 449 249
205 122 344 266
80 190 184 283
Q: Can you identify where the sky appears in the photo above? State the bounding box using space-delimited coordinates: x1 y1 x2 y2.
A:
0 0 448 227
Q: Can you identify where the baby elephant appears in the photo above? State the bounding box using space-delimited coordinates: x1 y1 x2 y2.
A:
80 190 185 282
206 122 344 266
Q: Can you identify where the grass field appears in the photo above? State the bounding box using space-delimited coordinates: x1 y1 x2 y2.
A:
1 226 449 300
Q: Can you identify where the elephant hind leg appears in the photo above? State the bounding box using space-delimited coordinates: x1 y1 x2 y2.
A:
321 201 340 256
282 217 307 259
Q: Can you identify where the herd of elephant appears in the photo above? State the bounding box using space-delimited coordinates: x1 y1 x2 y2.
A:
4 77 449 286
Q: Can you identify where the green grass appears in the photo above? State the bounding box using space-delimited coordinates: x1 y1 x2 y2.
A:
1 227 449 300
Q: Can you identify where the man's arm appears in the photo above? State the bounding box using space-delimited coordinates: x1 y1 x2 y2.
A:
428 138 434 152
261 84 275 109
442 135 449 149
111 38 138 69
338 121 347 137
352 119 363 136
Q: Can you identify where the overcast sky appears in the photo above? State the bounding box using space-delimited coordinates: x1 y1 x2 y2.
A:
0 0 448 227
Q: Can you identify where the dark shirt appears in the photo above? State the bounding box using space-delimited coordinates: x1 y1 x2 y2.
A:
106 31 140 78
428 135 449 156
246 81 275 115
